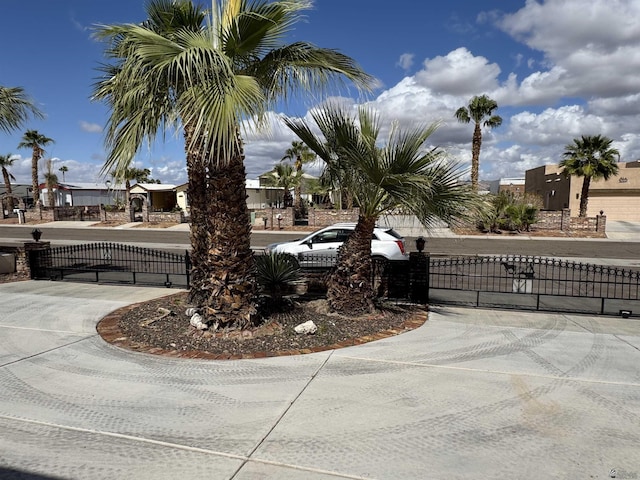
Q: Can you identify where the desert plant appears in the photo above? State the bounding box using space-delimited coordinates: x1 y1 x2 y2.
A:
478 191 541 233
255 252 302 310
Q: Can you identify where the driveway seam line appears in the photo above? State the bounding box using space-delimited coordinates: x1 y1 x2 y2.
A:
229 350 336 480
0 335 97 369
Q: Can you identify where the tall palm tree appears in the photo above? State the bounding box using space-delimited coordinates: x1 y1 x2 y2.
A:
285 104 479 314
111 166 153 204
18 130 54 206
455 94 502 191
43 159 58 208
58 165 69 182
262 163 300 207
93 0 373 329
281 140 316 216
0 153 17 212
560 135 620 217
0 85 42 134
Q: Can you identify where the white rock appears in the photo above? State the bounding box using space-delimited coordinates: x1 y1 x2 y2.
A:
294 320 317 335
185 307 198 316
190 313 208 330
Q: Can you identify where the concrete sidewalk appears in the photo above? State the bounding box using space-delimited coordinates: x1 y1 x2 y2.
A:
0 281 638 479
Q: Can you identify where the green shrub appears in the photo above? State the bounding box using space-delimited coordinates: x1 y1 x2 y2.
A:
255 253 303 310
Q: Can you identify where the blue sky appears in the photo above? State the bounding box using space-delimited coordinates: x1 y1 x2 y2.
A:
2 0 639 186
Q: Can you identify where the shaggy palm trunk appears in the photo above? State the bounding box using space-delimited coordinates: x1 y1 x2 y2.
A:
205 148 257 329
184 126 257 329
31 147 41 205
294 158 303 218
327 215 376 314
579 177 591 217
47 183 55 208
471 122 482 191
2 169 11 212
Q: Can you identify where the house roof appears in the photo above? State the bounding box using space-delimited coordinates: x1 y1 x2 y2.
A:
37 182 126 191
130 183 177 192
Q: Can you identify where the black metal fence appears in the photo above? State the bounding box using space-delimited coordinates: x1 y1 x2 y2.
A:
428 255 640 316
30 242 190 288
28 245 640 317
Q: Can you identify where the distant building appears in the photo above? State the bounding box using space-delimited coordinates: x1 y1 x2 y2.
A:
129 183 177 212
525 160 640 221
39 182 125 207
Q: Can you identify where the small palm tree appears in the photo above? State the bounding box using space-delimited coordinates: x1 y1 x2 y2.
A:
281 141 316 217
58 165 69 182
0 85 42 134
262 163 300 207
255 252 302 311
43 159 59 208
285 104 479 314
0 153 17 212
455 94 502 191
93 0 373 329
18 130 54 206
560 135 620 217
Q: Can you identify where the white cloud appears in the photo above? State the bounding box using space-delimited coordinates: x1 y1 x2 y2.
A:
79 121 103 133
396 53 414 71
414 47 501 96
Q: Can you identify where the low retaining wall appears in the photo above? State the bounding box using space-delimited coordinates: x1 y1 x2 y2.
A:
251 207 360 229
536 209 606 233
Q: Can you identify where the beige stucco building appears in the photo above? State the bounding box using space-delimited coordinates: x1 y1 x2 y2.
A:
525 161 640 221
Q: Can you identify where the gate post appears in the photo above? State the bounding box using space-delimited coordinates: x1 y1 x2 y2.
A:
24 241 51 279
409 252 429 304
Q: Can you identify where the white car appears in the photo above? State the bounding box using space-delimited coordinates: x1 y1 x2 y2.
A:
265 223 408 268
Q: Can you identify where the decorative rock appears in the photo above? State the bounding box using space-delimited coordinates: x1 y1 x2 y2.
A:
294 320 317 335
185 307 198 316
189 313 208 330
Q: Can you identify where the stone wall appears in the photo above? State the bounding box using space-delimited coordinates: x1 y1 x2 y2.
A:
250 207 360 229
252 207 295 229
24 206 53 223
148 211 185 223
0 242 50 279
536 209 606 233
308 208 359 227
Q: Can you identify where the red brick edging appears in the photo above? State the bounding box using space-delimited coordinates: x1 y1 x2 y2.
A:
97 303 428 361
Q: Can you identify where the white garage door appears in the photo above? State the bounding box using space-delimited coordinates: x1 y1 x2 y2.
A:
587 194 640 221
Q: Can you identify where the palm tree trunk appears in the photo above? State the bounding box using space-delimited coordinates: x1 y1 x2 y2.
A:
2 168 11 214
184 127 211 308
31 147 41 206
579 177 591 217
471 122 482 191
204 146 257 329
48 185 55 208
2 169 12 195
327 215 376 314
184 126 257 329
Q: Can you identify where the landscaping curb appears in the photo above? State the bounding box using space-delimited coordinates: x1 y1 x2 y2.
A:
97 300 428 360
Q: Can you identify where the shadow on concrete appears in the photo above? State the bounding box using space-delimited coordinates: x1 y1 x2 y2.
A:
0 467 66 480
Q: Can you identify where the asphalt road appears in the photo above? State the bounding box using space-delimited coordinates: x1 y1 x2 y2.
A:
1 224 639 259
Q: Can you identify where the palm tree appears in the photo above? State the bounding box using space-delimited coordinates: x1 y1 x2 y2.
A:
560 135 620 217
58 165 69 182
0 153 17 212
18 130 54 206
262 163 300 207
111 166 153 204
92 0 373 329
455 94 502 191
43 159 58 208
281 140 316 217
285 104 479 314
0 85 42 134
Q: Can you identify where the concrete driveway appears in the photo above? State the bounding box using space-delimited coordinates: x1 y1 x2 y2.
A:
0 281 639 479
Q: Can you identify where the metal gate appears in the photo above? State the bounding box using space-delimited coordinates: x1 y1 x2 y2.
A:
427 255 640 316
30 242 190 288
